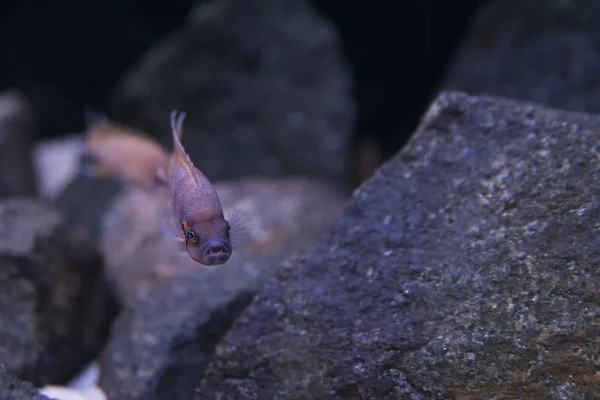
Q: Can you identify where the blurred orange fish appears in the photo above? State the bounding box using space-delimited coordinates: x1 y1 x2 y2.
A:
161 110 250 266
80 109 168 187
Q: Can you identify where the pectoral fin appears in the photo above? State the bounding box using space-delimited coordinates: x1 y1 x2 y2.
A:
159 212 186 252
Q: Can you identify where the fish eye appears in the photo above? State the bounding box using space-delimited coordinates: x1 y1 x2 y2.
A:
188 229 198 244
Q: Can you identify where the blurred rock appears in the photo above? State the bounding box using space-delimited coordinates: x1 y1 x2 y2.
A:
53 176 124 242
0 198 117 387
32 134 85 201
442 0 600 114
0 91 38 199
197 92 600 399
110 0 354 184
0 364 49 400
97 177 347 399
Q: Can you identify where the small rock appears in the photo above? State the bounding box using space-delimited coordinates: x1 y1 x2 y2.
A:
110 0 355 184
0 91 38 198
197 91 600 399
0 198 118 387
97 177 347 399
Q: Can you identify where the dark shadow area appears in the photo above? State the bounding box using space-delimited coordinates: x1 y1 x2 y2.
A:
0 0 488 187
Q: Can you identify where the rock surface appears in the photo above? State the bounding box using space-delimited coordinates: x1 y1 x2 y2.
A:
0 364 49 400
442 0 600 115
196 91 600 399
110 0 354 184
0 198 117 387
53 176 124 241
0 91 38 198
97 178 348 399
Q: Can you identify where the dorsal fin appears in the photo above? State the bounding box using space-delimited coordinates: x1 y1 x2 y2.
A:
169 110 199 185
170 110 187 155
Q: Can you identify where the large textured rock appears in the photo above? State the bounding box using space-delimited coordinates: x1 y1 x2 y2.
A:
0 199 117 387
97 178 347 399
110 0 354 183
197 91 600 399
442 0 600 115
0 91 38 198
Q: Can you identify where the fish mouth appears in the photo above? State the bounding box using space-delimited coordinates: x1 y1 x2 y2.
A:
200 243 232 266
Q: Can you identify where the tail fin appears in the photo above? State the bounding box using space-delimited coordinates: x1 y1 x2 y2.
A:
170 110 187 155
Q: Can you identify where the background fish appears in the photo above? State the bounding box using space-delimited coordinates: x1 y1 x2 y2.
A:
81 108 169 187
163 110 250 266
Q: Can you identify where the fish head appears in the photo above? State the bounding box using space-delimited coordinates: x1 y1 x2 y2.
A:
182 212 232 266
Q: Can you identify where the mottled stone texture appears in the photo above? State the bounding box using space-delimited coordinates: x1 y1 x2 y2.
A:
197 91 600 399
0 364 49 400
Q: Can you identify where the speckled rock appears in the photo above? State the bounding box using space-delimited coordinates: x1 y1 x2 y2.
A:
109 0 354 184
0 199 117 387
197 91 600 399
0 364 49 400
97 178 347 399
442 0 600 115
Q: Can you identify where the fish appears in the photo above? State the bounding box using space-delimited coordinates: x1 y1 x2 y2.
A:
162 110 248 266
80 107 169 187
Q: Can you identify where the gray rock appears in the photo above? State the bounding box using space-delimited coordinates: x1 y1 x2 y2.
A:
442 0 600 115
0 91 38 198
197 91 600 399
109 0 354 184
97 178 348 399
0 364 49 400
0 198 117 387
53 176 123 242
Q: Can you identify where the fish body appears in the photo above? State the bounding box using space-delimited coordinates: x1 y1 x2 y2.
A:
165 110 233 266
82 114 169 187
